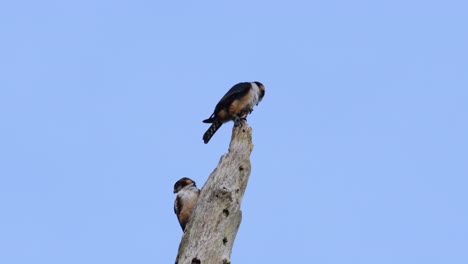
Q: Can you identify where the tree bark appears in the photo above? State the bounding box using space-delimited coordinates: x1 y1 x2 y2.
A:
175 123 254 264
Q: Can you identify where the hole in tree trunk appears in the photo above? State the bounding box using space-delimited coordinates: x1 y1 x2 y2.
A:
223 209 229 217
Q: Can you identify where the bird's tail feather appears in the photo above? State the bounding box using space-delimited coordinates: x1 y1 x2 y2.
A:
203 120 222 144
202 114 215 123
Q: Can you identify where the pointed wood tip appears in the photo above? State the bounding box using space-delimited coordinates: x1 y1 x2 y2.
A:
229 123 254 154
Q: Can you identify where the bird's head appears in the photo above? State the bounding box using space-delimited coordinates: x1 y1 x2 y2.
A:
253 81 265 104
173 177 196 193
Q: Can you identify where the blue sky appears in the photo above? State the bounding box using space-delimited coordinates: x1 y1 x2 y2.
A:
1 0 467 263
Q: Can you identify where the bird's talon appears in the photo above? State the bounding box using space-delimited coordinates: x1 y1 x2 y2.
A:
234 116 246 127
234 117 241 127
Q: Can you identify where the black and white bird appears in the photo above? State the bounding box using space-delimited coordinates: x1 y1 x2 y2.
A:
173 177 200 231
202 81 265 144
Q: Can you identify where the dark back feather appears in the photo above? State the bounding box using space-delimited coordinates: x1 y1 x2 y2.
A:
213 82 251 114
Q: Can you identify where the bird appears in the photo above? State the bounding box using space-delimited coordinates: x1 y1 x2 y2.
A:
202 81 265 144
173 177 201 231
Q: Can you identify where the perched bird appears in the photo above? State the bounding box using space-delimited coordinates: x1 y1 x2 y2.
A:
202 81 265 144
173 177 200 231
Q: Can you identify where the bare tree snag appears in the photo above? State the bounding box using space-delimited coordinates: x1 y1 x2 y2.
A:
175 123 254 264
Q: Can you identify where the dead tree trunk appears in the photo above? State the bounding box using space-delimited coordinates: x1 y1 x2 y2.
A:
175 124 254 264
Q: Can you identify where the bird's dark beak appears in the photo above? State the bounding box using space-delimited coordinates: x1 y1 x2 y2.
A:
173 189 177 193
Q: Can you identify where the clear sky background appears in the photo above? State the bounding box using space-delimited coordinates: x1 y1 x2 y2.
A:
1 1 467 263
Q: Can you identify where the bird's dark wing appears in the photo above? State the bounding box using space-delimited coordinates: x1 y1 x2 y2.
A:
174 196 181 215
213 82 251 113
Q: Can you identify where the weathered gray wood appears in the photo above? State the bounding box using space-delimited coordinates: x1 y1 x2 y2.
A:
175 123 254 264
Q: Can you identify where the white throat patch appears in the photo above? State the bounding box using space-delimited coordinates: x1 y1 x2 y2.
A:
250 82 261 105
179 185 198 200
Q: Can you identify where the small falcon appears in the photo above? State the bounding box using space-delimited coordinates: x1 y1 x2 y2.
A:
202 81 265 144
173 177 200 231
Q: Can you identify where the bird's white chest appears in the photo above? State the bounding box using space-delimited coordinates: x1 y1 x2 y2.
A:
178 186 199 202
247 82 261 107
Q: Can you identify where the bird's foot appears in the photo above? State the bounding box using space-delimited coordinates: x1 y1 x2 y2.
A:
234 116 247 127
